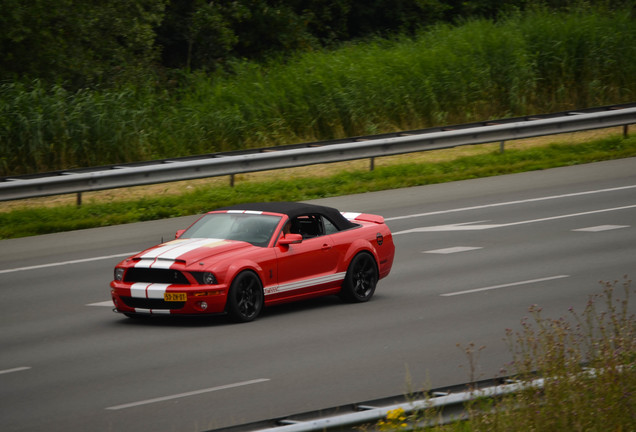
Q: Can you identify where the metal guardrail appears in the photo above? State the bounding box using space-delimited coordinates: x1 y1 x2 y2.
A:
206 376 545 432
212 366 618 432
1 103 635 202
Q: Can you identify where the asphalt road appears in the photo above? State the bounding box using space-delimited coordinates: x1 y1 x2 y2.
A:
1 158 635 432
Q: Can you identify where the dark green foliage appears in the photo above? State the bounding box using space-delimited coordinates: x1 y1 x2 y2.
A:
0 0 167 87
5 0 633 85
1 6 634 176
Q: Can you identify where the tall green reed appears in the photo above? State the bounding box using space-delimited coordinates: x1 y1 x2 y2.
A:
0 81 157 174
1 7 634 176
515 7 636 109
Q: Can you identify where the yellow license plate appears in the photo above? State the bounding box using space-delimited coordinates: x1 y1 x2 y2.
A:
164 292 187 302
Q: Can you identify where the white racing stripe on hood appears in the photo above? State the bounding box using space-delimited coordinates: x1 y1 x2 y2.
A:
143 259 174 269
135 238 222 268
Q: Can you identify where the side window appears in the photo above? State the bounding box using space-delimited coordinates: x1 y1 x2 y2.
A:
323 217 339 235
290 215 324 239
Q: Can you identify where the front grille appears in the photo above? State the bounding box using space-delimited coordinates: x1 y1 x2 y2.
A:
121 297 185 310
124 268 189 284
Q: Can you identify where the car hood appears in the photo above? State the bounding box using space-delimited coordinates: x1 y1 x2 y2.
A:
130 238 252 268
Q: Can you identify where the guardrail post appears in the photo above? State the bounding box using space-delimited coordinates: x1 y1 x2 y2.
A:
500 140 505 153
370 157 375 171
230 174 235 187
624 124 629 138
76 192 82 207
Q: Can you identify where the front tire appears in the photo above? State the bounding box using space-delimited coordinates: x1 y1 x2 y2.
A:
340 252 378 303
226 271 264 322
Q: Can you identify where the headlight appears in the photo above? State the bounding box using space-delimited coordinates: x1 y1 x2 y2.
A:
202 272 217 285
114 268 125 281
191 271 219 285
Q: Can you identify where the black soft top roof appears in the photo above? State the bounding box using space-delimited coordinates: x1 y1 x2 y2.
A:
217 201 357 231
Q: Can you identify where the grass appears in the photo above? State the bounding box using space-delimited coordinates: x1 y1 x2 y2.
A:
375 278 635 431
1 130 635 240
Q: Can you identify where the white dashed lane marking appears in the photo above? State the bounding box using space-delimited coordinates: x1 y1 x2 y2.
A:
573 225 630 232
87 301 113 307
386 184 636 222
0 366 31 375
422 246 483 254
0 252 136 275
394 204 636 235
106 378 270 410
441 275 570 297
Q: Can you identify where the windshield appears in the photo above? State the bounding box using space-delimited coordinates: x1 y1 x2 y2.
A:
181 213 282 247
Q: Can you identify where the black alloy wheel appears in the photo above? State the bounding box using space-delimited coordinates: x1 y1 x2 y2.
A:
227 271 264 322
341 252 378 303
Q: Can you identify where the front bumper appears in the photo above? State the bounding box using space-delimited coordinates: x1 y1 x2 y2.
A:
110 282 228 315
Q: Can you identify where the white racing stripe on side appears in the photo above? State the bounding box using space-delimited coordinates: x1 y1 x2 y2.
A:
265 272 346 296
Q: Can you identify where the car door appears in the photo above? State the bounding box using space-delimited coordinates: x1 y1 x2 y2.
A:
269 215 341 302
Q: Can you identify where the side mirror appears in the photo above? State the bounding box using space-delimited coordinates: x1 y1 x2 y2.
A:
175 229 185 239
279 233 302 245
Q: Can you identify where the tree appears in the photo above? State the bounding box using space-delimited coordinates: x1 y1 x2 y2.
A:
0 0 168 88
157 0 316 72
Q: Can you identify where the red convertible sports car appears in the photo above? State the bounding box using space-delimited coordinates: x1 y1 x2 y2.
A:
110 202 395 322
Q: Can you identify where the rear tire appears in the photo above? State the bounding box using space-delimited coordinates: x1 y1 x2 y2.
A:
340 252 378 303
226 271 264 322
